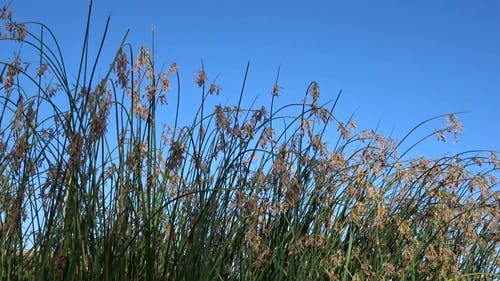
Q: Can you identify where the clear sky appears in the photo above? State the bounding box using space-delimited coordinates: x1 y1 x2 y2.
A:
7 0 500 158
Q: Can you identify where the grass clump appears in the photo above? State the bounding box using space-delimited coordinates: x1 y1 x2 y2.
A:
0 3 499 281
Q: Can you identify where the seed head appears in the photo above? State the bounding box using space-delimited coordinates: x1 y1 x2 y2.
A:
195 67 207 87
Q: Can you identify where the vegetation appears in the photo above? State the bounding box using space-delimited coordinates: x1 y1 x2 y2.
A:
0 3 498 280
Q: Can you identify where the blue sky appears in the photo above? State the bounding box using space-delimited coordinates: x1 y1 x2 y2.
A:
8 0 500 158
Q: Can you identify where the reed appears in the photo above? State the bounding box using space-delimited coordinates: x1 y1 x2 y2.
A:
0 2 498 280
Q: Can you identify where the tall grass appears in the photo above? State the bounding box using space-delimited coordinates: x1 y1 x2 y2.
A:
0 3 498 280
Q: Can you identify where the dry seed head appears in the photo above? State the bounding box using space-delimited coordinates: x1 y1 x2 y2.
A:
167 62 178 75
301 118 313 136
259 127 275 149
253 106 266 122
44 84 58 99
490 151 499 169
6 20 14 33
9 134 28 172
214 105 230 131
288 236 306 256
115 48 129 87
159 74 170 92
36 63 49 77
146 67 155 81
383 262 396 277
308 81 320 100
347 120 357 131
272 83 282 96
310 134 326 153
0 138 6 155
67 132 84 166
14 22 25 41
132 94 149 119
435 130 446 142
317 107 332 123
208 83 221 95
231 126 241 138
158 92 167 105
89 90 112 141
488 174 498 185
195 67 207 87
166 140 186 171
242 122 255 139
284 180 302 209
329 151 347 169
216 133 226 153
12 97 24 133
337 121 350 139
446 114 463 143
5 56 21 92
145 84 156 101
357 129 374 142
135 46 151 70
